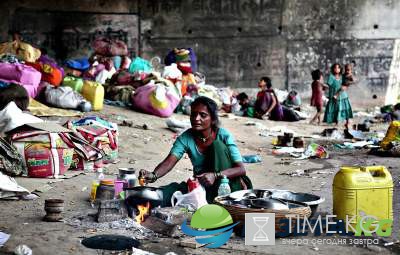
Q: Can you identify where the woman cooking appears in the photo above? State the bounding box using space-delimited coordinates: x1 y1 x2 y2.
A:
139 96 252 204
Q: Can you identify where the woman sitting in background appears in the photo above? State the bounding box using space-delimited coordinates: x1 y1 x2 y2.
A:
254 76 284 121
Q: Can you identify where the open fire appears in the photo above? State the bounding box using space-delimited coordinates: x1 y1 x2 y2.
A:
135 202 150 224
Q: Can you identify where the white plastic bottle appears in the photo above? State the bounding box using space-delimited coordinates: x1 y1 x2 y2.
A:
218 175 231 196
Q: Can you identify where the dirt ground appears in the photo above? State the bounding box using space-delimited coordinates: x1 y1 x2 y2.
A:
0 104 399 255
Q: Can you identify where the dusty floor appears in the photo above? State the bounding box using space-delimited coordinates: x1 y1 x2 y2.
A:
0 104 399 255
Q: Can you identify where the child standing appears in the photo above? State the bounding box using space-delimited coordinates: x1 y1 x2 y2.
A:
310 69 328 124
336 64 354 128
323 63 343 125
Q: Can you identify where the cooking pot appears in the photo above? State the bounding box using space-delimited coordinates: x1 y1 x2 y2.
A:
124 186 164 208
118 168 137 188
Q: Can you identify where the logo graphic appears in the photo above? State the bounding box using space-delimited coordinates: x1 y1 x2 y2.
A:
245 213 275 245
181 204 239 248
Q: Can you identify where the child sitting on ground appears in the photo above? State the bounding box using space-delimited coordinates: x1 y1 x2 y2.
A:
234 92 255 117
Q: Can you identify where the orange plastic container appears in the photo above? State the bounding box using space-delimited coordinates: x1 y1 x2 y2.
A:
81 80 104 111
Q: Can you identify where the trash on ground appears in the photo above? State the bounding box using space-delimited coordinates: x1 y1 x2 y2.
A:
14 244 32 255
0 232 10 247
0 172 30 199
292 143 328 159
242 155 262 163
272 147 304 155
334 141 375 149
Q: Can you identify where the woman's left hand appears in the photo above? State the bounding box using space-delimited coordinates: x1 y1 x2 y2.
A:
196 172 216 187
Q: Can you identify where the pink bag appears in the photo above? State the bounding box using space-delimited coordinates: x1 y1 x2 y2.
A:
22 84 38 98
0 62 41 88
92 37 128 56
132 82 180 118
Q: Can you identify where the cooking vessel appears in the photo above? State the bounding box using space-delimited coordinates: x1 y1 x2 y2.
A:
124 186 164 208
118 168 137 188
267 189 325 217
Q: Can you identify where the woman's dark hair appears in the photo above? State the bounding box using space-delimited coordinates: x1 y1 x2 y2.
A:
311 69 322 80
236 92 249 102
191 96 220 130
330 63 342 74
260 76 272 88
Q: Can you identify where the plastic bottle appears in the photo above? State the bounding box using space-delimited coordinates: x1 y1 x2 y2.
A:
218 175 231 196
90 168 105 202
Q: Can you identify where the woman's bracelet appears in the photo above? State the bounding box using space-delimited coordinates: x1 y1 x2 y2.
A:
151 172 159 182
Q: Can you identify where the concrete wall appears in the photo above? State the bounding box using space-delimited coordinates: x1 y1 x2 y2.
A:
1 0 400 107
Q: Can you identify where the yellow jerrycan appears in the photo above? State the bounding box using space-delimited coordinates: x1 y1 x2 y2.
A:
81 80 104 111
333 166 393 231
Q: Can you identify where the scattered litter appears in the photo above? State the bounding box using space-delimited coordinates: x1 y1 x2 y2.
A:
321 128 343 140
280 169 305 177
129 159 137 164
0 172 30 199
272 147 304 155
259 126 296 138
81 186 88 192
345 129 366 140
384 240 399 246
0 232 10 247
292 143 328 159
311 246 319 251
14 244 32 255
131 247 157 255
334 141 375 149
242 155 262 163
21 193 39 200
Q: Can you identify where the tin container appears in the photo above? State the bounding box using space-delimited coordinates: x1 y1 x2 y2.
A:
118 168 137 188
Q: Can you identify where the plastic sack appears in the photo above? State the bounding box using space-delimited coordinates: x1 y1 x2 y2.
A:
0 102 43 134
128 57 152 74
44 85 85 109
0 41 41 63
162 63 182 81
26 62 63 86
132 81 180 118
171 185 207 211
92 37 128 56
10 131 74 178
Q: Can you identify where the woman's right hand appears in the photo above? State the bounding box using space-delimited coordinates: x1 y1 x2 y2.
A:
139 169 157 183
